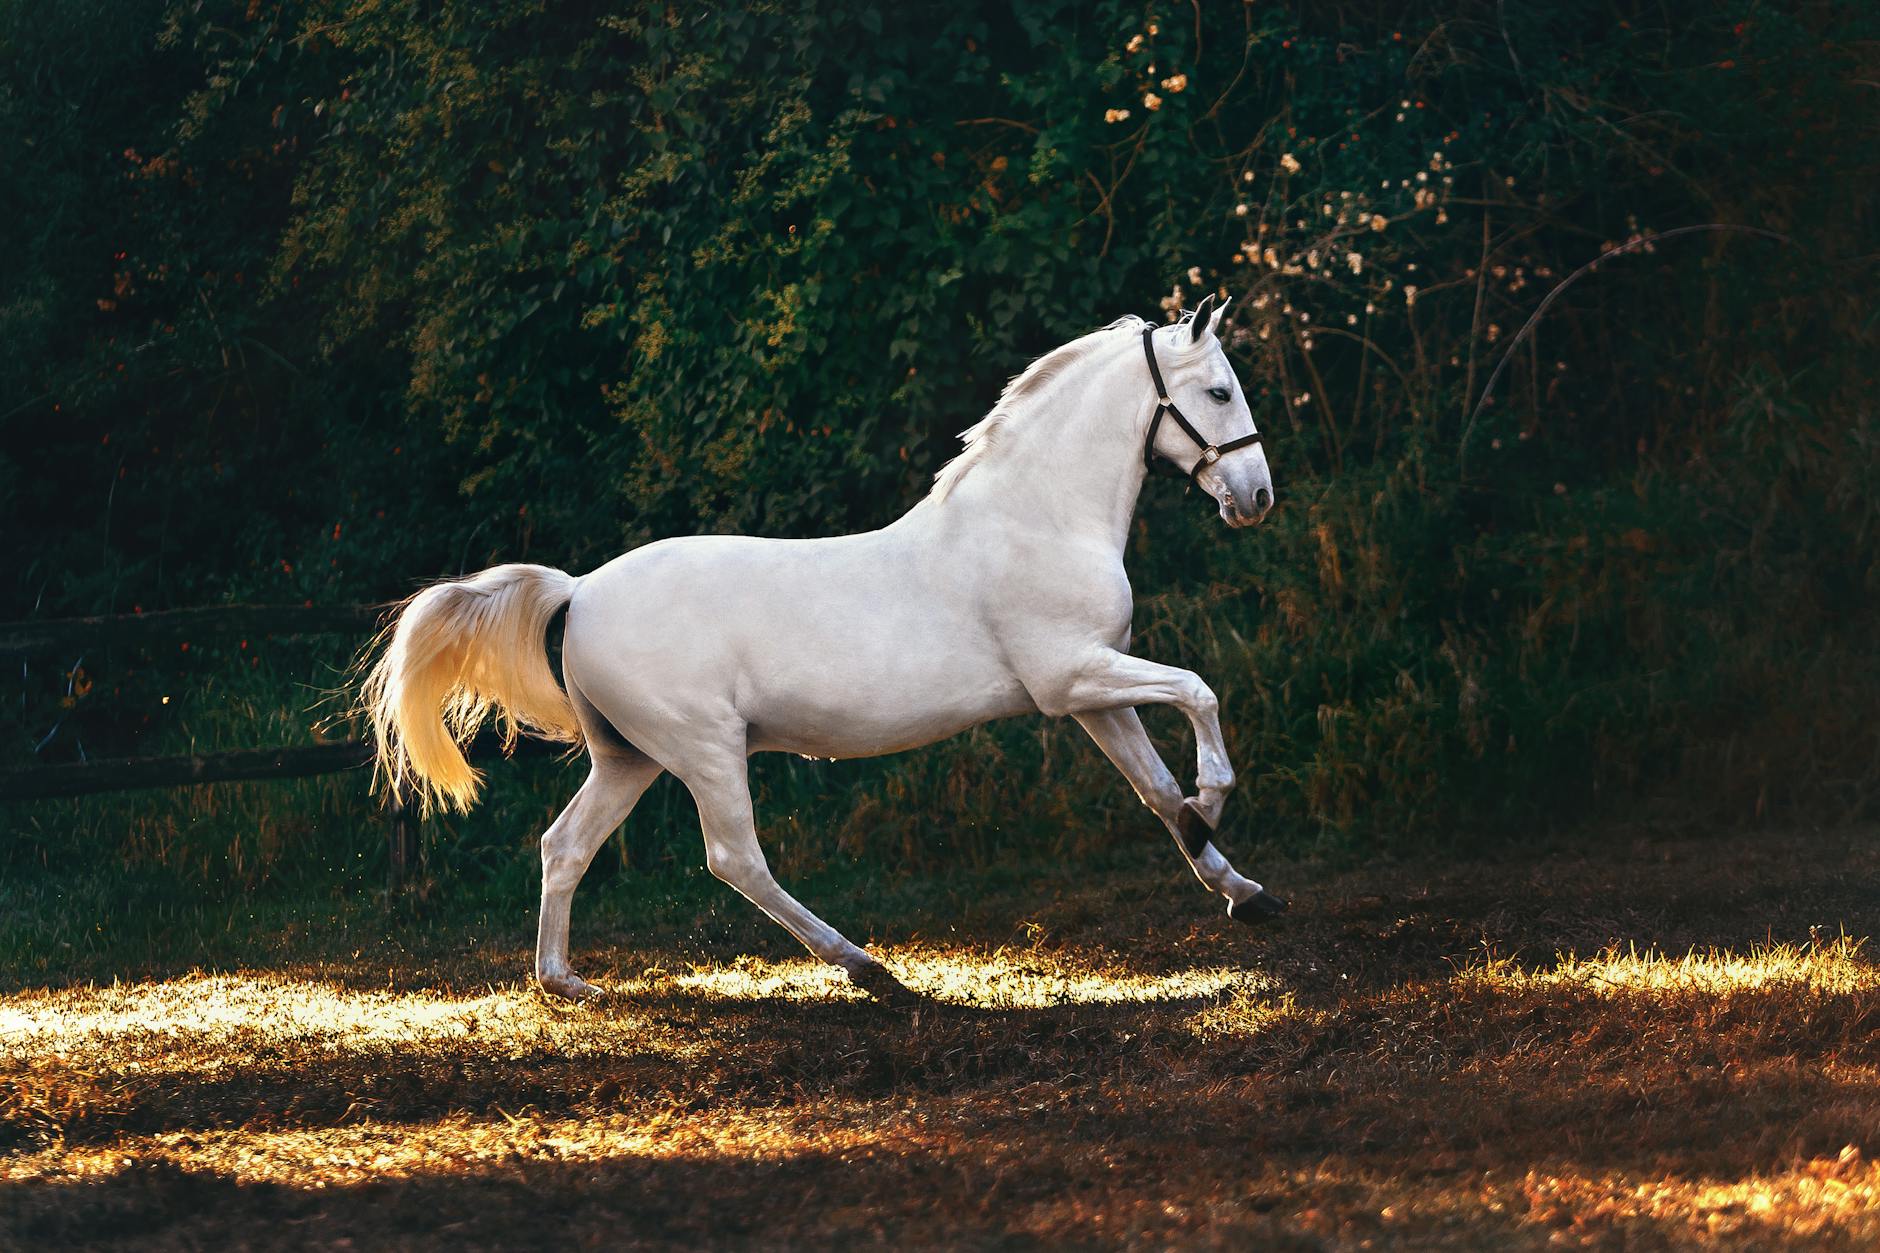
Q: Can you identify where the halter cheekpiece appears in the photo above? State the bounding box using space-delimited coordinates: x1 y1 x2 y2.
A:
1140 325 1262 482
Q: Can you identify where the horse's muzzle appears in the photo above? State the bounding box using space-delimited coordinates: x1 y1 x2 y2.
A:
1223 486 1273 528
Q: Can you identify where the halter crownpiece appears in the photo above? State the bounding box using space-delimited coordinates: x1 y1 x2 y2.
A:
1140 324 1263 482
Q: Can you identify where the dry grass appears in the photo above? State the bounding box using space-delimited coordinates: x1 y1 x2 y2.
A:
4 828 1878 1249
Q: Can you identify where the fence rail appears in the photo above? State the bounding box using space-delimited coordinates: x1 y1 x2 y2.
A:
0 603 383 657
0 741 373 800
0 734 564 801
0 600 555 891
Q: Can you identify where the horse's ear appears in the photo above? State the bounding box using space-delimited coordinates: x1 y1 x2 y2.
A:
1208 296 1231 340
1189 292 1217 343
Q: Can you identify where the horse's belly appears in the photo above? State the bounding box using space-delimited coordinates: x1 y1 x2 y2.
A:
745 670 1037 760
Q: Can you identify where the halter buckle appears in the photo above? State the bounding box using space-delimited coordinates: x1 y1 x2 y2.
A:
1198 446 1221 466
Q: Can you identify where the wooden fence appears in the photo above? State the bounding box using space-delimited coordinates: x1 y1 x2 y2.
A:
0 603 557 889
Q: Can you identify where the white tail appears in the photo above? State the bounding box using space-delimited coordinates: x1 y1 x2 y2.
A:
361 563 580 813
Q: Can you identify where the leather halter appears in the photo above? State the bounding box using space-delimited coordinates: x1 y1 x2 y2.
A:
1140 325 1263 482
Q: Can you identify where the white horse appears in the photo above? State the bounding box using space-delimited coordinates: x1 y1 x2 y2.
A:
363 295 1285 1000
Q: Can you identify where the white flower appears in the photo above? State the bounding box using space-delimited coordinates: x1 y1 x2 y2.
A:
1235 202 1249 216
1370 215 1388 232
1126 33 1144 52
1403 285 1419 305
1187 265 1203 285
1279 152 1302 174
1293 392 1311 407
1242 170 1254 182
1347 252 1363 275
1161 73 1188 93
1143 91 1163 111
1104 108 1131 124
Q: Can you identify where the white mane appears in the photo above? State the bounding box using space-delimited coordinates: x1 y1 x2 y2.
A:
929 315 1151 502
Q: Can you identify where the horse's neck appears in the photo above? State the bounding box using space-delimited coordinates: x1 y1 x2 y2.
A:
941 348 1150 554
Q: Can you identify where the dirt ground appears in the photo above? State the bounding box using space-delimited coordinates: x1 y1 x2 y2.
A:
4 827 1878 1250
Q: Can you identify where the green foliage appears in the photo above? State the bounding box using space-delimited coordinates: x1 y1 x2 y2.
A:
2 1 1876 895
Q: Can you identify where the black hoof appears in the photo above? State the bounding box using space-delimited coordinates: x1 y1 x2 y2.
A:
1228 889 1289 924
1177 800 1215 857
848 962 918 1004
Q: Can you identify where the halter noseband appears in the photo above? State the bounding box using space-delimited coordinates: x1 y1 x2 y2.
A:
1140 325 1262 482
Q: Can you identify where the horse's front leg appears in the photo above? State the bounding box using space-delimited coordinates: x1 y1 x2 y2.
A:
1044 648 1236 823
1074 707 1287 922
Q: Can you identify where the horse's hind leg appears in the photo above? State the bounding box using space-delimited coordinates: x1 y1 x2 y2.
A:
677 744 898 993
535 749 663 1000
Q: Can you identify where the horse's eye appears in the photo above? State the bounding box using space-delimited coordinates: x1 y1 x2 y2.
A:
1207 386 1232 403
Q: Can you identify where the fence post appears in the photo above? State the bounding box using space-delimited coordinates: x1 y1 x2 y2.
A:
387 796 416 895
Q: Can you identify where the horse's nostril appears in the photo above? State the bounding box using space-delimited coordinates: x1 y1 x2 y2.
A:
1254 487 1273 513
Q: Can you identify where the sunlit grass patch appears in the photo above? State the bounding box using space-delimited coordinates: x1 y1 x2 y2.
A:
1185 988 1321 1040
0 972 685 1063
1513 1148 1880 1244
4 975 516 1052
671 947 1263 1008
1458 936 1876 998
3 1108 942 1189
